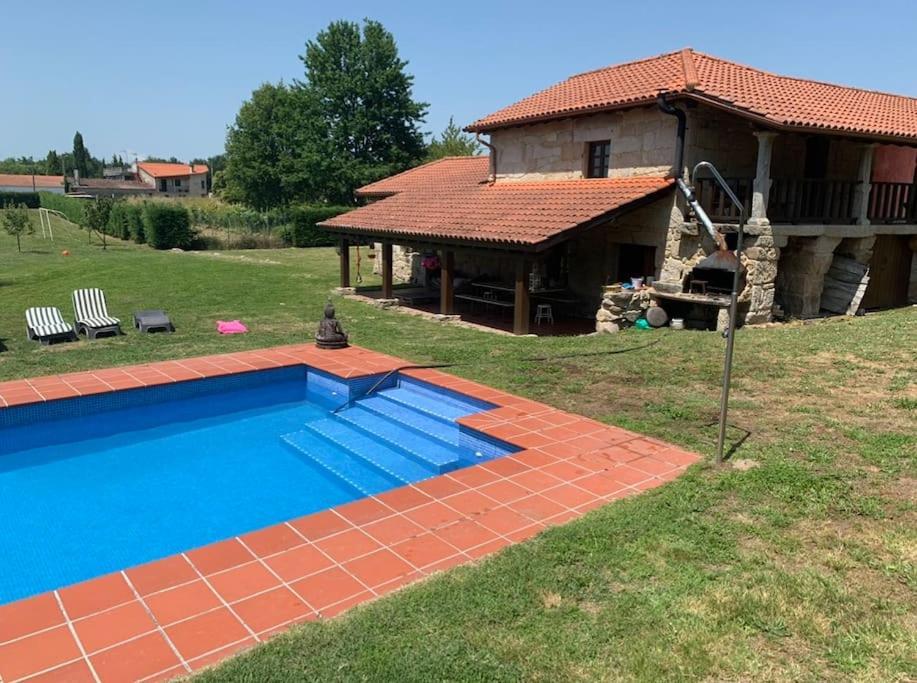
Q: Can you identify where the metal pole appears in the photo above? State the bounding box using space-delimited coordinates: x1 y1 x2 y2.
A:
715 213 744 464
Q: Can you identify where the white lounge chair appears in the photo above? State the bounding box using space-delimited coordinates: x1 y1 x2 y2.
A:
25 307 77 345
72 288 122 339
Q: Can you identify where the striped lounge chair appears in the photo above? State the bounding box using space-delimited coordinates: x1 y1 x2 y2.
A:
72 288 122 339
25 307 77 345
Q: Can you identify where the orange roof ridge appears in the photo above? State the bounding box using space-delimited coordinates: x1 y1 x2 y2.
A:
680 48 698 91
563 48 686 81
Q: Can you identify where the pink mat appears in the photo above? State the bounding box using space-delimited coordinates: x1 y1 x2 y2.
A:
217 320 248 334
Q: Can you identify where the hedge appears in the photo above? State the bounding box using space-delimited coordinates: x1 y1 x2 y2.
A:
0 192 40 209
141 203 193 249
280 205 350 247
39 193 86 225
108 202 145 242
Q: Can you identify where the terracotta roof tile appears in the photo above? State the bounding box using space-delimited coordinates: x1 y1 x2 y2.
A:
356 156 490 197
468 48 917 142
0 174 64 189
137 162 208 178
321 176 673 248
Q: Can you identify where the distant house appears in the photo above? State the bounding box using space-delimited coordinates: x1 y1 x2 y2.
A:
68 177 157 198
0 174 65 195
136 162 209 197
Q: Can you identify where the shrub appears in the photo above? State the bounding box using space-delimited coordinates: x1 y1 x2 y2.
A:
0 192 40 209
39 192 86 225
280 205 350 247
141 202 193 249
108 202 144 241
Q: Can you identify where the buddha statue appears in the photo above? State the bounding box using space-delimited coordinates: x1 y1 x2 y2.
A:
315 301 349 349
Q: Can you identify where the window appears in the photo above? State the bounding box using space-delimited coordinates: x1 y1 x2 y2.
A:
586 140 611 178
159 179 167 192
174 178 182 188
617 244 656 282
201 179 206 190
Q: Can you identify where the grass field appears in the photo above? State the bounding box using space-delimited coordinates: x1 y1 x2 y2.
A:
2 215 915 681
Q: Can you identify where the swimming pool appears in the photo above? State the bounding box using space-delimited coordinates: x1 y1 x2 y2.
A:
0 366 516 605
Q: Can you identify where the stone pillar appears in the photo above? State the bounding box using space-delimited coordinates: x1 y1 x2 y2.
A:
339 238 350 288
440 249 455 315
513 258 530 335
743 233 781 324
852 143 877 225
381 242 393 299
750 131 778 225
775 235 842 318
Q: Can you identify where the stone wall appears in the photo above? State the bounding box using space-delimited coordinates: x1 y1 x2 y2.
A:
372 243 423 284
489 107 676 181
684 105 757 178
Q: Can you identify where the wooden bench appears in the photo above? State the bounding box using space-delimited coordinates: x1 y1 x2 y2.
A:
455 294 514 308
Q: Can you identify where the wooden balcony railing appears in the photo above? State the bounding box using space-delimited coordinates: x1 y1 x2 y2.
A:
693 177 754 222
868 182 917 223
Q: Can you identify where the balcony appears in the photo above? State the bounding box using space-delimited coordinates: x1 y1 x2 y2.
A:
695 177 917 225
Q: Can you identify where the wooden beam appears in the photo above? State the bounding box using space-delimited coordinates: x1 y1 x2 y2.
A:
440 250 455 315
381 242 393 298
339 238 350 288
513 258 530 335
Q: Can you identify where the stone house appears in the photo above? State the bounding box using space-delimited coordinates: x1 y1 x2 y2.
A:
136 162 209 197
320 49 917 334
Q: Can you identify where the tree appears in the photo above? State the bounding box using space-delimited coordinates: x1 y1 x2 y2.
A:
84 197 113 249
427 117 481 160
222 83 326 209
2 203 33 252
73 132 90 179
297 19 428 204
46 150 61 175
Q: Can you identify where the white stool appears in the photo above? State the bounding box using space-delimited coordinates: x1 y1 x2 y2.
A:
534 303 554 325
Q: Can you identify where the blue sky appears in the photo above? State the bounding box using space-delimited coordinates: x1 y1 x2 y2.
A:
2 0 915 162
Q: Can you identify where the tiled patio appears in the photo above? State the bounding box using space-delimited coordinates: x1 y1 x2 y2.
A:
0 344 699 682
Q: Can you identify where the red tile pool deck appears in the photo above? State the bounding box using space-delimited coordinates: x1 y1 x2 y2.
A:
0 344 700 682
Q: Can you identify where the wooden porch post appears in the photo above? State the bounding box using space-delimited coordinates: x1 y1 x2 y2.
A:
440 249 455 315
381 242 394 299
339 238 350 288
513 257 531 335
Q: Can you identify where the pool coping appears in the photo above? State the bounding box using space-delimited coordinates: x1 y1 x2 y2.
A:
0 344 700 683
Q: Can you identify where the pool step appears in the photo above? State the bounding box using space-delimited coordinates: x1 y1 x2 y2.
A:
373 386 475 423
303 417 436 482
334 406 462 474
280 430 398 497
357 395 462 447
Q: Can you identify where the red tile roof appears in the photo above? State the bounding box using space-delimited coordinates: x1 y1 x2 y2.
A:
0 174 64 189
322 176 673 249
356 156 490 197
467 49 917 142
137 162 208 178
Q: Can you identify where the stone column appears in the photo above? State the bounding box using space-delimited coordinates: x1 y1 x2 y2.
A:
750 131 778 225
775 235 842 318
440 249 455 315
852 143 877 225
339 238 350 288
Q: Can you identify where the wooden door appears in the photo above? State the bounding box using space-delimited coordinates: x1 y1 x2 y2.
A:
860 235 912 310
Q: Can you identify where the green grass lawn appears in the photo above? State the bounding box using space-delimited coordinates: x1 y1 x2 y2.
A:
2 216 915 681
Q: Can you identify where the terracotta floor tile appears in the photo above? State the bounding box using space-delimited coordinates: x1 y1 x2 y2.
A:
289 510 352 541
483 456 530 477
465 537 511 560
403 501 464 530
442 489 494 515
476 507 532 536
575 472 630 497
506 524 545 543
25 659 96 683
0 626 81 682
413 475 467 499
0 592 64 644
58 572 135 620
510 469 563 493
434 519 499 551
479 479 530 505
291 567 366 611
127 555 198 596
89 633 181 683
542 460 594 482
447 465 501 488
598 445 642 463
657 447 700 466
232 587 312 635
264 544 334 583
144 580 222 627
509 494 568 522
605 465 652 487
374 486 432 512
362 515 425 546
541 483 597 509
333 497 392 526
73 600 157 654
391 533 460 570
240 524 304 558
165 608 250 661
207 562 280 604
345 549 414 588
185 539 255 577
514 449 559 468
319 590 373 618
186 638 255 672
314 528 381 564
629 456 677 476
